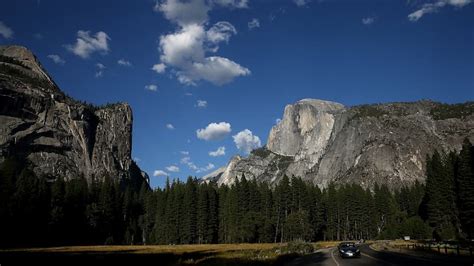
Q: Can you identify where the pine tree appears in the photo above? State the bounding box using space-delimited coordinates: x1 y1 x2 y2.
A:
456 138 474 238
181 177 197 244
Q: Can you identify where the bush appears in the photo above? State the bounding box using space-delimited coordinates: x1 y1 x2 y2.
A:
430 102 474 120
279 240 314 255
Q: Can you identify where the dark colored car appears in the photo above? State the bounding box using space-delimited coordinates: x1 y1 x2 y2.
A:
338 242 361 258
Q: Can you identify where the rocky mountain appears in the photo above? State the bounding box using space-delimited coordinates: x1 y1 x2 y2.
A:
205 99 474 189
0 45 148 184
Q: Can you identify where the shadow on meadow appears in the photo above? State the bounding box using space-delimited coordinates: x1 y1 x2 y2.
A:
0 249 304 266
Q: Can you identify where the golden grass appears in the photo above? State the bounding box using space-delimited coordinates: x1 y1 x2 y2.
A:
0 242 342 265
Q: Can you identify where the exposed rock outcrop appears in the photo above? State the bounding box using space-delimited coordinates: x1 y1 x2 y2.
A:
208 99 474 189
0 45 147 184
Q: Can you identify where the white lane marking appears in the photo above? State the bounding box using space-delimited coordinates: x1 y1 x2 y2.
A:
330 248 340 266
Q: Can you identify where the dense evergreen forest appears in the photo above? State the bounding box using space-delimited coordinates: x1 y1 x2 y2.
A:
0 139 472 247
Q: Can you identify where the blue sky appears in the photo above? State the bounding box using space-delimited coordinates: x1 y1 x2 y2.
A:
1 0 473 188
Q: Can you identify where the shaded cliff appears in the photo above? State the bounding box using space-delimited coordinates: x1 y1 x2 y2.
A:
0 45 148 184
206 99 474 189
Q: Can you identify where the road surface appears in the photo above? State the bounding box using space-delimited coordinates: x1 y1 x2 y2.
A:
287 244 474 266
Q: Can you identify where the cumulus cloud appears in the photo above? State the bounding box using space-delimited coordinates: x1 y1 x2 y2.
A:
233 129 261 154
408 0 473 21
362 17 375 25
196 122 231 141
118 59 132 66
153 170 168 176
197 100 207 108
166 123 175 130
152 63 167 73
145 84 158 91
153 0 250 86
248 18 260 30
0 21 14 39
294 0 310 7
166 165 180 172
209 146 226 157
47 54 66 65
66 30 110 58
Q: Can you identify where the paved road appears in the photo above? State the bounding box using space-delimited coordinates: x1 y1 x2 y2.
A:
287 244 474 266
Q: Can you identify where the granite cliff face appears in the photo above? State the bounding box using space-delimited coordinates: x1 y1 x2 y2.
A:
206 99 474 189
0 45 147 183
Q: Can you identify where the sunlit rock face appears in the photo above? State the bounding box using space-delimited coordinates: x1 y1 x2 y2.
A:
0 45 147 184
207 99 474 189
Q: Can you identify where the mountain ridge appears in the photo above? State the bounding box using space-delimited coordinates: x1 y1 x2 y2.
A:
205 99 474 189
0 45 148 184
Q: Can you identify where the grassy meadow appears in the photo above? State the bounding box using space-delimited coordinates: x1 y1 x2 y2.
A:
0 242 340 266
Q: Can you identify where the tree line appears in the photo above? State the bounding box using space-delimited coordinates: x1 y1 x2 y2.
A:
0 139 472 247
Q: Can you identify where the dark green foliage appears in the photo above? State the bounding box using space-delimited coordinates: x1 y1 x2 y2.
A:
352 104 388 119
1 139 473 247
430 102 474 120
456 139 474 239
251 147 271 158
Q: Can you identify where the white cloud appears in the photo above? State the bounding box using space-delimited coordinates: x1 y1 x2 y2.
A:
275 118 281 124
0 21 13 39
154 0 250 86
181 156 197 170
206 21 236 46
166 123 175 130
213 0 248 8
180 151 190 155
294 0 310 7
197 100 207 108
166 165 180 172
181 156 214 172
152 63 167 73
196 122 231 141
153 170 168 177
145 84 158 91
233 129 261 154
118 59 132 66
408 0 473 21
155 0 210 26
95 63 105 78
47 54 65 65
66 30 110 58
180 56 250 86
209 146 226 157
181 156 215 173
133 157 141 162
185 92 193 96
248 18 260 30
362 17 375 25
200 163 215 173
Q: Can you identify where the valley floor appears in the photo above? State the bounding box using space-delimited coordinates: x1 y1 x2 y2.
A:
1 242 472 266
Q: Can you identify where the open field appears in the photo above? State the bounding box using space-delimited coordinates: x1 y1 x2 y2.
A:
0 242 332 266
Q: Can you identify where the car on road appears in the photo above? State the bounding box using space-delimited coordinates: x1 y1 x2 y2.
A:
338 242 361 258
